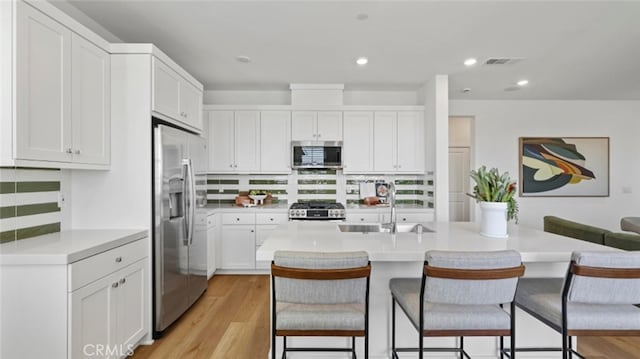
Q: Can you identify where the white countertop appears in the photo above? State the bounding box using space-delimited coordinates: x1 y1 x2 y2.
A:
256 221 616 263
0 229 148 265
346 204 433 211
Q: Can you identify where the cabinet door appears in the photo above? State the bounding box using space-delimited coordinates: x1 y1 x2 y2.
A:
152 58 180 120
346 212 380 223
343 111 373 173
255 224 278 270
316 111 343 141
179 80 203 131
116 259 147 353
220 225 255 269
70 272 116 359
234 111 260 172
207 225 217 277
207 111 235 172
291 111 316 141
260 111 291 173
16 1 72 162
396 111 424 173
373 112 397 173
71 33 110 165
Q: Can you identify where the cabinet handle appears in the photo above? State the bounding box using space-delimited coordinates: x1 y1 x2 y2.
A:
115 256 122 263
251 229 254 233
270 218 274 221
112 282 119 288
317 133 322 138
229 164 233 168
360 218 365 221
74 149 81 155
66 148 73 154
234 164 238 168
402 218 407 222
119 278 126 285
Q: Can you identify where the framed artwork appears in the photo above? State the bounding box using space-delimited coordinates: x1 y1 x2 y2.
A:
519 137 610 197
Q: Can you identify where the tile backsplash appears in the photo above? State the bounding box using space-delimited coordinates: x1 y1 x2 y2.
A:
0 167 62 243
206 170 434 207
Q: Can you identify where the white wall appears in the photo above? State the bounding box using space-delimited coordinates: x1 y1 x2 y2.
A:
450 100 640 230
203 89 420 105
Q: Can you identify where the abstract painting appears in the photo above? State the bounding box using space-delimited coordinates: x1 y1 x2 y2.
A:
519 137 609 197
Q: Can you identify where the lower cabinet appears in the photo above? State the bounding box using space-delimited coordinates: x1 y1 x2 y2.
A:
220 225 256 269
206 213 217 278
70 258 147 359
347 209 435 224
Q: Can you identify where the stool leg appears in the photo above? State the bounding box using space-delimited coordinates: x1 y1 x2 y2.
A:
391 297 397 358
281 336 287 359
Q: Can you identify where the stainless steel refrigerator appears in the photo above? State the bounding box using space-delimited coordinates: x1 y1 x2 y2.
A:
153 122 208 336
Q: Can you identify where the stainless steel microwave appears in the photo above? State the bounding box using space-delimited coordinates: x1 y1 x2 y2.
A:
291 141 343 169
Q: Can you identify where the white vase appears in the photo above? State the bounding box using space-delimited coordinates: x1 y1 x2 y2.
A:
479 202 509 238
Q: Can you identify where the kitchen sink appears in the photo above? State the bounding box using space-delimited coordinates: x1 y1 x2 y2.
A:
338 223 434 233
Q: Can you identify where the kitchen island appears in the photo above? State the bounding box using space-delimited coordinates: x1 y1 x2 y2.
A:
256 221 616 359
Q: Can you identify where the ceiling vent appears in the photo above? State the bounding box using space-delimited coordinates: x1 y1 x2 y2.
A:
484 57 524 65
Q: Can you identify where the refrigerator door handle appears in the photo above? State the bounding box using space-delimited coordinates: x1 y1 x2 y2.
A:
186 158 196 245
182 159 190 246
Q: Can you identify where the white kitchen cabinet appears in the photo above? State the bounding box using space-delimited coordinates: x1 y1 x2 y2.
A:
345 211 380 223
260 111 291 173
70 258 147 359
206 213 217 278
12 2 110 167
380 210 435 223
373 111 424 173
152 57 203 131
207 110 260 173
343 111 374 173
221 225 256 269
291 111 342 141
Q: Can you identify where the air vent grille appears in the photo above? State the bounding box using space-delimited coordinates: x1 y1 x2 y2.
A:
485 57 524 65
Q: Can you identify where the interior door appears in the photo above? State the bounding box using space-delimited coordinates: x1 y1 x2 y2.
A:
449 147 471 221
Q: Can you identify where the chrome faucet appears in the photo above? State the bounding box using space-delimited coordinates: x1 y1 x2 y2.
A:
383 182 397 234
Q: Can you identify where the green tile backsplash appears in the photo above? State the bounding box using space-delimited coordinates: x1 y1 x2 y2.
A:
0 167 62 243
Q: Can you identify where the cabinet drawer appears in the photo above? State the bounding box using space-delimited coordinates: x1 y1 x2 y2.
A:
395 212 434 223
222 213 255 225
255 213 288 225
68 239 147 292
346 212 380 223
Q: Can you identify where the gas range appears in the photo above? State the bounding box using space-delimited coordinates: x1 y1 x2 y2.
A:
289 202 346 221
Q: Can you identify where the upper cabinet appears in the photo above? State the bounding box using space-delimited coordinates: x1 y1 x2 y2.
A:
374 111 424 174
291 111 342 141
10 1 110 168
207 111 260 173
260 111 291 173
152 57 203 131
343 111 374 173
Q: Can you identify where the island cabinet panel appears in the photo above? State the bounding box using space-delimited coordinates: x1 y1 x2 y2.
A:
343 111 374 173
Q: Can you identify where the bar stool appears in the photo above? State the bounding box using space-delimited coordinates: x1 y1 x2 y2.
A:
515 251 640 359
270 250 371 359
389 250 525 359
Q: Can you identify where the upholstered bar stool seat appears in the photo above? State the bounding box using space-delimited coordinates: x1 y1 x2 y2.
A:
514 251 640 359
516 278 640 332
389 278 512 332
389 250 525 359
271 250 371 359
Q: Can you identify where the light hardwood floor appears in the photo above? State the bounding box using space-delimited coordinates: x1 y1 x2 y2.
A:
132 275 639 359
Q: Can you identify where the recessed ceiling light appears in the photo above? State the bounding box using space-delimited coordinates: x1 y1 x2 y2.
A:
236 55 251 63
517 79 529 86
463 58 477 66
356 57 368 66
356 13 369 21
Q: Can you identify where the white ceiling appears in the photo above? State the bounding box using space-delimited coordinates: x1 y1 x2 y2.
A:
61 0 640 100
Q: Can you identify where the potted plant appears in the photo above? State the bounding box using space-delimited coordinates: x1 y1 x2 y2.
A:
468 166 518 238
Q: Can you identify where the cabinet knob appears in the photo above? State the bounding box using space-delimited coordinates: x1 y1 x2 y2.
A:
115 256 122 263
119 278 126 285
317 133 322 138
229 164 233 168
270 218 274 221
74 149 81 155
360 218 365 221
251 229 254 233
112 282 119 288
402 218 407 222
66 148 73 154
236 218 240 221
234 164 238 168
